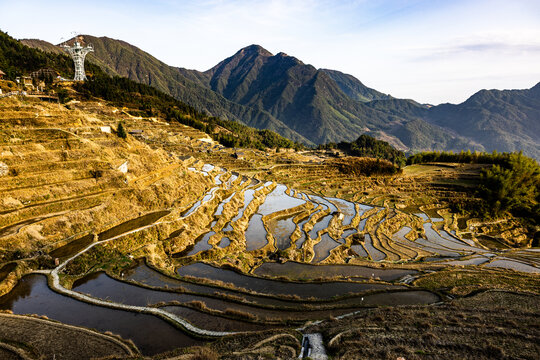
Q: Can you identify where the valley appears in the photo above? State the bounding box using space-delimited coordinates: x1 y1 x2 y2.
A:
0 92 538 359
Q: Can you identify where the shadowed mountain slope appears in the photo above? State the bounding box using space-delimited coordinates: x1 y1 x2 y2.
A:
21 36 540 158
426 83 540 158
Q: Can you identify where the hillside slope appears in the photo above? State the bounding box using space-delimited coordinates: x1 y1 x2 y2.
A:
21 37 311 144
427 84 540 159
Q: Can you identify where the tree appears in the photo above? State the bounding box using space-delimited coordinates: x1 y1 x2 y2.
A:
478 152 540 218
117 122 127 139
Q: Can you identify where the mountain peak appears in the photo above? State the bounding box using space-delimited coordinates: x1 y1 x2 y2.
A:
237 44 272 57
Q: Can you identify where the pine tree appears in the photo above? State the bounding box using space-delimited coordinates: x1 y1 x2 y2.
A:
117 122 127 139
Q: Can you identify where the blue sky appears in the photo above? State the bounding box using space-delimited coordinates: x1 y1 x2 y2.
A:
1 0 539 104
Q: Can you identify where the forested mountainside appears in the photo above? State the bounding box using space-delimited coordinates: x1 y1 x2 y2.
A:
21 35 540 159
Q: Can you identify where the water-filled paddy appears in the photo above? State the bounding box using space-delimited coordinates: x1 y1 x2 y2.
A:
177 263 401 299
258 185 305 215
312 234 341 263
327 198 356 226
269 216 297 250
485 258 540 273
187 231 215 256
254 262 417 281
231 189 255 222
364 234 386 261
245 214 268 251
308 195 338 212
51 210 170 259
98 211 170 241
161 306 272 332
218 237 230 248
308 215 333 239
351 244 368 257
72 271 419 322
0 274 203 355
0 262 16 282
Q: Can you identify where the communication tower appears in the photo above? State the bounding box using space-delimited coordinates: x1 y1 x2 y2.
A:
62 39 94 81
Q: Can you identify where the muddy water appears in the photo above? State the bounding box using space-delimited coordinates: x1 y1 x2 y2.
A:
254 262 417 281
258 185 305 215
0 274 203 355
270 216 297 250
245 214 268 251
312 234 341 263
177 263 399 299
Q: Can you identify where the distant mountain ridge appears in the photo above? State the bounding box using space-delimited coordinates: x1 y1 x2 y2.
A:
21 36 540 159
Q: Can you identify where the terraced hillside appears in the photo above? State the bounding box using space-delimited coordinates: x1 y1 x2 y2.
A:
0 94 538 359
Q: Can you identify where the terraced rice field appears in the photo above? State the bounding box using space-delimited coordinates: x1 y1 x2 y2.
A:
1 97 538 358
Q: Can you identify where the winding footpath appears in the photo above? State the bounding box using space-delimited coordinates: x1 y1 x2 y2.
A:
41 217 237 338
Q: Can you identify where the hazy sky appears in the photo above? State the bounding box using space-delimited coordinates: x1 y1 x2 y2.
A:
1 0 539 104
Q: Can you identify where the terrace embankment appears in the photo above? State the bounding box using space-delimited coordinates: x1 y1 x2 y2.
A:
1 91 539 359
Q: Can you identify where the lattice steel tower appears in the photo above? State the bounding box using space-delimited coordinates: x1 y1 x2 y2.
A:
62 40 94 81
